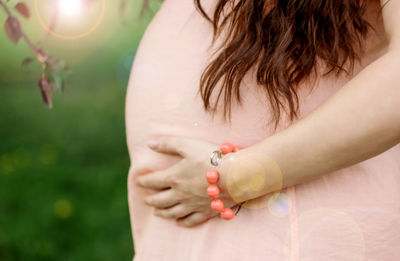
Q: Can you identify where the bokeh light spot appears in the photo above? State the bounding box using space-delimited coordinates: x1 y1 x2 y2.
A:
268 192 291 217
0 154 14 174
225 151 283 209
54 200 73 219
116 49 135 90
232 159 265 192
284 208 365 261
0 149 31 174
124 55 135 71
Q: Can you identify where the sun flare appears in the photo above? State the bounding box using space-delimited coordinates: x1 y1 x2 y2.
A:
58 0 83 17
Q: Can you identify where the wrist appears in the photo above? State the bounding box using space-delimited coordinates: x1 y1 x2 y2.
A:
206 143 244 220
214 152 240 206
217 143 284 205
216 148 251 204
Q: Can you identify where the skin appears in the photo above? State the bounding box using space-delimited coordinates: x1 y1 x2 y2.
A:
136 0 400 227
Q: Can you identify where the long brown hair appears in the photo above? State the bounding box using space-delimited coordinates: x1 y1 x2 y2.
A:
141 0 374 130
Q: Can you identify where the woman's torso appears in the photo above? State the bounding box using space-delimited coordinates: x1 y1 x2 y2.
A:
125 0 400 260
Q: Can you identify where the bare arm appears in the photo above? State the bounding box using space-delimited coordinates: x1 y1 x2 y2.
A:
219 0 400 202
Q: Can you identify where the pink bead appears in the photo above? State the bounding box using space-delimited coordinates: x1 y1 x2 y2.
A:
206 185 220 199
211 199 224 212
220 208 235 220
206 169 219 184
220 142 234 154
233 145 243 152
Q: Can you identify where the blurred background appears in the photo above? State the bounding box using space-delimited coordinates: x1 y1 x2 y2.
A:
0 0 161 260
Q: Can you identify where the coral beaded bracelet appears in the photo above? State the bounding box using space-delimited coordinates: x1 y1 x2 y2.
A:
206 142 243 220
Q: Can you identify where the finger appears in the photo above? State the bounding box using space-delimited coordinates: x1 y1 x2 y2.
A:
144 189 180 208
136 172 170 190
136 163 181 190
176 212 211 227
148 136 188 157
153 204 194 219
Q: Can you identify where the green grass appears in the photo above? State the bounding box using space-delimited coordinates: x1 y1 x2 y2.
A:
0 80 133 260
0 0 163 259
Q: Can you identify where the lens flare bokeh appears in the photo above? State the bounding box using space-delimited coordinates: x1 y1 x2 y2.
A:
225 151 283 210
58 0 83 17
34 0 106 40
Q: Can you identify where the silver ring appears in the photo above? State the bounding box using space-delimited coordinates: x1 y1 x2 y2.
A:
210 150 222 166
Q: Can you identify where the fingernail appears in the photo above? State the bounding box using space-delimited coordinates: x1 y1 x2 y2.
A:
147 139 158 149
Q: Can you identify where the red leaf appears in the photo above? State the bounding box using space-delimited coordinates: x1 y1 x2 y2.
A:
4 16 22 44
15 2 30 19
38 75 53 108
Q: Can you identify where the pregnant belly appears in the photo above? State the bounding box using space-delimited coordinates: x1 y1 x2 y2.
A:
124 1 400 260
123 0 345 228
124 13 289 179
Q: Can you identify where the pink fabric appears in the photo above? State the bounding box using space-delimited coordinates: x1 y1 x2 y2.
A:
125 0 400 260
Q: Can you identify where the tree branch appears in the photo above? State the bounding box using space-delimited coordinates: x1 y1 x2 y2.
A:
38 1 58 49
0 0 11 16
0 0 47 60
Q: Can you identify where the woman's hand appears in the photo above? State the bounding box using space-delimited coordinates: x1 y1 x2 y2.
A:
135 136 239 227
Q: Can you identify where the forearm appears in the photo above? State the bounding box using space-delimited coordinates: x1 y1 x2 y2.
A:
220 50 400 203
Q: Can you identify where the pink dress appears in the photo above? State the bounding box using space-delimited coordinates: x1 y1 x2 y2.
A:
125 0 400 260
